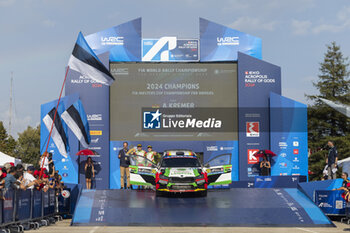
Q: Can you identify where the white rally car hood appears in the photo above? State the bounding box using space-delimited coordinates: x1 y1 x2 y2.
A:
168 167 197 178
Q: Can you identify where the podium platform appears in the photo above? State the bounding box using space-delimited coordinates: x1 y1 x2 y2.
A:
72 188 333 227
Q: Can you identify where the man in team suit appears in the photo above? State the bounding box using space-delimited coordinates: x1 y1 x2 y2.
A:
118 142 131 189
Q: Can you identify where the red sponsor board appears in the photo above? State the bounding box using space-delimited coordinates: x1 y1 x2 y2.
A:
247 149 259 164
246 122 259 137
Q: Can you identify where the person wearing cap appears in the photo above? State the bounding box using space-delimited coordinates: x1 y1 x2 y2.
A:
24 166 37 189
133 144 146 166
4 163 12 174
146 145 156 164
4 167 17 189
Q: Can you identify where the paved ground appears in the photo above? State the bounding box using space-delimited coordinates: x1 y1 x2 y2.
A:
35 219 350 233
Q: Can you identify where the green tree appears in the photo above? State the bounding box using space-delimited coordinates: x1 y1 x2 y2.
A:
0 121 17 156
307 42 350 180
16 125 40 165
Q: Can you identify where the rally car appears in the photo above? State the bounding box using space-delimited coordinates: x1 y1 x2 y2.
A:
129 149 232 197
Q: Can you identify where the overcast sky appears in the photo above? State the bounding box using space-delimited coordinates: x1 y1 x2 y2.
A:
1 0 350 137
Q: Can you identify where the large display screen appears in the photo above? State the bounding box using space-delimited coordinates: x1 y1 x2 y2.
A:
110 63 238 141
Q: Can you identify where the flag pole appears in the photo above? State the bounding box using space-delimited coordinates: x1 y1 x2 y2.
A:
40 66 70 178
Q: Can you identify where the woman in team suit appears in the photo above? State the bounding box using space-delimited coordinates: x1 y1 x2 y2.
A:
85 156 95 189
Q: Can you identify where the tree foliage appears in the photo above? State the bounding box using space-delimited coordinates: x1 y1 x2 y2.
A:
0 121 17 157
307 42 350 180
16 125 41 165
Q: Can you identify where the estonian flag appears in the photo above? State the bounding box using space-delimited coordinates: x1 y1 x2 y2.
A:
61 100 91 148
68 32 115 86
319 98 350 118
43 108 69 158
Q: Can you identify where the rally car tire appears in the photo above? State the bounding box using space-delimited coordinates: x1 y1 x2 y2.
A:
199 190 207 197
156 190 163 197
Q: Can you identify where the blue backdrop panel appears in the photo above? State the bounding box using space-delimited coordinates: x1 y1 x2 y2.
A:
72 189 333 227
270 92 308 177
40 94 79 184
237 52 281 181
110 140 238 189
200 18 262 61
85 18 141 62
65 52 110 189
142 38 199 61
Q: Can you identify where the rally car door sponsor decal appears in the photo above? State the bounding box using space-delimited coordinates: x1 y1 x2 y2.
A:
205 153 232 186
129 155 157 186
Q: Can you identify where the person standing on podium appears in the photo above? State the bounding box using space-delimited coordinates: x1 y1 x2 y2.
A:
260 154 271 176
118 142 131 189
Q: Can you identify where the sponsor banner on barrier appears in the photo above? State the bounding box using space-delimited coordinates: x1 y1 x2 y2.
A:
238 52 281 180
315 190 345 215
270 93 308 177
200 18 262 61
142 38 199 61
85 18 141 62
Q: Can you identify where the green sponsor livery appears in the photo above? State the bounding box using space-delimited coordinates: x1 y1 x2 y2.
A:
223 165 232 173
130 181 153 186
130 165 138 173
208 180 231 186
193 169 200 176
164 168 170 177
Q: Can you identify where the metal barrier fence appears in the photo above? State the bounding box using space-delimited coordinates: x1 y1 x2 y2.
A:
0 188 70 232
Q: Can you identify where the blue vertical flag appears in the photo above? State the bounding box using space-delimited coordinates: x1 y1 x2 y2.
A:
68 32 115 85
61 99 91 148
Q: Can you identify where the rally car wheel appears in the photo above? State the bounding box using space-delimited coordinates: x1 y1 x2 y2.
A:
156 190 163 197
199 190 207 197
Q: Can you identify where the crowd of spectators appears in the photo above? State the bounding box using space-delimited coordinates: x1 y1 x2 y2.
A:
0 152 65 196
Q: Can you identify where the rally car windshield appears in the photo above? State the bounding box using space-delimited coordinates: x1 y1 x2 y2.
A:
161 158 201 167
